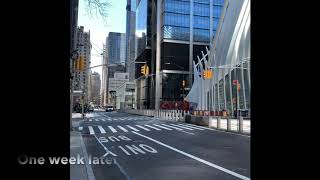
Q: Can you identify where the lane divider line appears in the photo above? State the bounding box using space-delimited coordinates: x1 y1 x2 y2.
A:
132 131 250 180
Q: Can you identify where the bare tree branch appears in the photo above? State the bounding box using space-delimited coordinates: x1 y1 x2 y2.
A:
84 0 111 26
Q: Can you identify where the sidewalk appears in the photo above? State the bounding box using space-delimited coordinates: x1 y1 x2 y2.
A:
70 131 95 180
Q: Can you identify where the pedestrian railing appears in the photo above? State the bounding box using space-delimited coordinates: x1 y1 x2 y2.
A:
122 109 250 135
122 109 190 122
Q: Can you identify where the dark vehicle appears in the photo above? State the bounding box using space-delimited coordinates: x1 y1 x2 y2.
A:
88 105 94 112
105 105 114 112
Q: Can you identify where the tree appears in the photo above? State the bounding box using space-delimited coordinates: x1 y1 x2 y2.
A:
84 0 111 25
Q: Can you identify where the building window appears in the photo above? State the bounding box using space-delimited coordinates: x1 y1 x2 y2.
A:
163 25 190 41
193 29 210 42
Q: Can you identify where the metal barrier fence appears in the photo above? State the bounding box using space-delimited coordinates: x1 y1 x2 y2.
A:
121 109 250 135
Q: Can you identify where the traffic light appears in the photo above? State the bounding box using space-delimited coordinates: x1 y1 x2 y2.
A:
141 64 149 76
75 57 80 71
145 65 149 76
79 56 85 71
141 65 146 75
203 70 213 79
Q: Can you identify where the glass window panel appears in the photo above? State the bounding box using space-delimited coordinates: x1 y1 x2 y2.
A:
225 73 232 113
237 66 245 109
214 84 219 110
219 78 225 110
213 5 222 17
213 0 224 6
163 26 190 41
243 65 250 110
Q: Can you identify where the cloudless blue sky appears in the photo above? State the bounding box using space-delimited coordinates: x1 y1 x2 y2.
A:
78 0 127 76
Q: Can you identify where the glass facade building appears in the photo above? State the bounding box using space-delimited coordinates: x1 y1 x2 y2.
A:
108 32 126 65
134 0 225 109
186 0 250 116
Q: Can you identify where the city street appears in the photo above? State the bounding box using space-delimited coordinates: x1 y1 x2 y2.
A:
73 111 250 180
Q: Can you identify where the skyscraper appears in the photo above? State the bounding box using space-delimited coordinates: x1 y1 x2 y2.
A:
108 32 126 65
74 26 91 103
125 0 136 82
90 72 101 106
100 43 108 107
134 0 224 109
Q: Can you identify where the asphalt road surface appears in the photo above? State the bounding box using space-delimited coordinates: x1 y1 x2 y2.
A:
76 111 250 180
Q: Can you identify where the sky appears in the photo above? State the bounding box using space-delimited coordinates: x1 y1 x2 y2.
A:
78 0 127 76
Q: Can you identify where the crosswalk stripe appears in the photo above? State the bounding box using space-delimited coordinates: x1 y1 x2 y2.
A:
153 124 172 130
170 124 194 130
88 126 94 135
180 123 205 130
145 125 161 131
108 126 117 133
117 126 128 132
98 126 106 133
160 124 183 131
126 125 140 131
135 125 150 131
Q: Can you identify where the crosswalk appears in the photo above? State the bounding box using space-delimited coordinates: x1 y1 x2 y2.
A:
79 123 207 135
87 116 161 122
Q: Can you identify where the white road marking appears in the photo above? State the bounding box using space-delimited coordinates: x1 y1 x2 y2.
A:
108 126 117 133
95 119 99 122
160 124 183 131
89 119 92 122
180 130 194 135
78 126 83 131
117 126 129 132
135 125 150 131
132 131 250 180
145 125 161 131
170 124 195 130
126 125 140 131
88 126 94 135
153 124 172 130
178 124 205 130
182 123 250 137
98 126 106 134
101 119 106 122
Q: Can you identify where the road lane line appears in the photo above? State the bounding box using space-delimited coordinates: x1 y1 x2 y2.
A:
88 126 95 135
135 125 150 131
132 131 250 180
180 130 194 135
80 134 96 180
160 124 183 131
98 126 106 134
183 123 250 137
117 126 129 132
153 124 172 130
169 124 195 130
177 124 205 130
108 126 117 133
93 135 131 180
126 125 140 131
144 125 161 131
